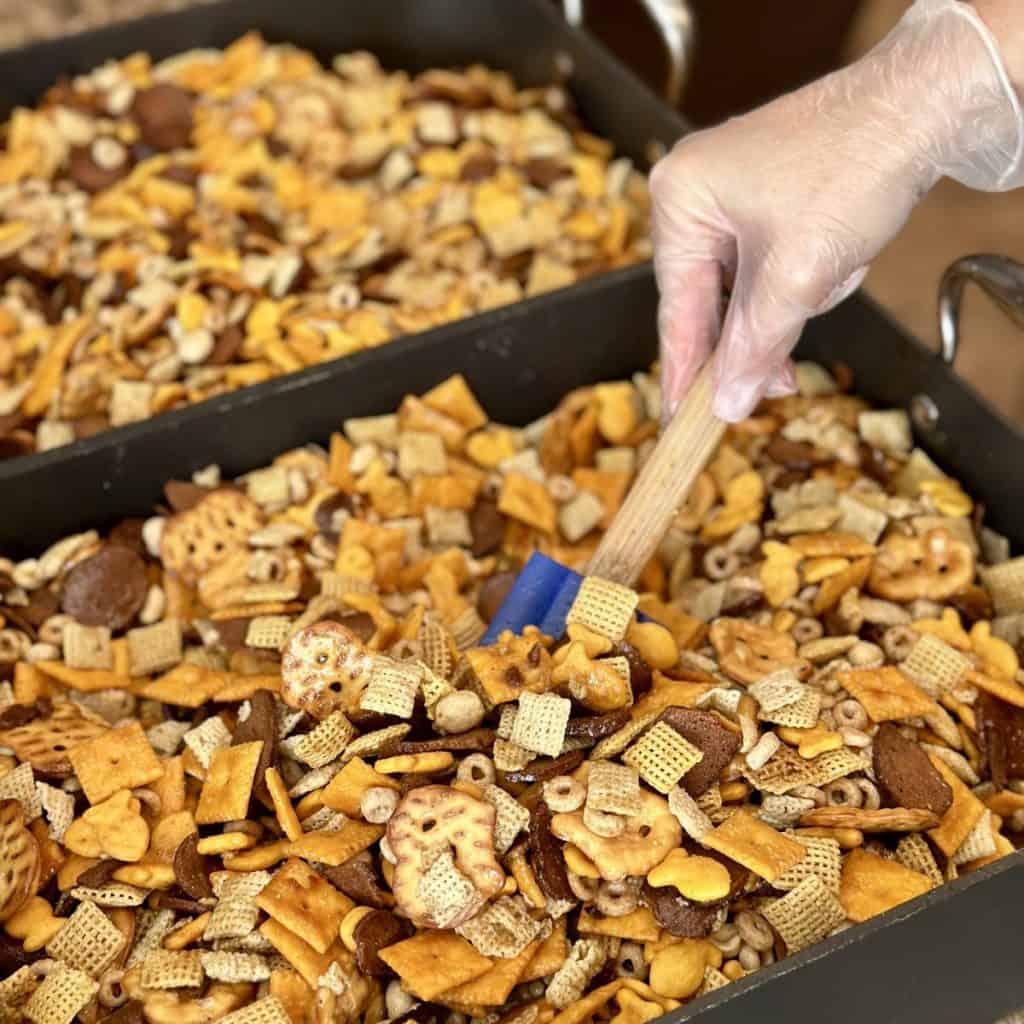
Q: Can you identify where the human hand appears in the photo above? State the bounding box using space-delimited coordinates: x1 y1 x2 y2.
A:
651 0 1024 422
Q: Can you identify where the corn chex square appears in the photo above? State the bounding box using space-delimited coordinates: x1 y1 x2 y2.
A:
37 781 74 841
899 633 971 697
773 834 842 894
951 809 998 865
23 966 97 1024
743 744 817 794
895 834 943 885
246 616 292 650
836 492 888 544
418 849 482 929
698 965 731 996
565 576 639 643
340 724 410 763
213 870 273 900
493 738 534 772
419 618 456 680
456 895 543 958
360 660 422 719
398 430 447 480
127 909 176 967
758 794 816 829
623 721 703 794
450 606 487 650
761 875 845 953
420 664 454 714
586 761 640 817
0 762 41 820
590 710 660 760
200 951 272 983
205 899 262 941
483 784 531 853
758 689 822 729
0 966 37 1008
141 949 204 989
510 692 571 757
147 719 191 756
496 705 517 740
282 711 356 768
183 714 232 770
220 996 293 1024
748 670 806 714
804 749 869 788
696 784 723 814
46 900 127 977
127 619 183 676
982 557 1024 615
71 882 149 907
63 623 113 670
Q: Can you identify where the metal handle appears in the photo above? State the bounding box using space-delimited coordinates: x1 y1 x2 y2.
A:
563 0 694 106
939 254 1024 367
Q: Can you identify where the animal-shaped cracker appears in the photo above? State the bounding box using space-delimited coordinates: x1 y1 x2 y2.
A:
281 620 377 719
551 789 681 882
387 785 505 927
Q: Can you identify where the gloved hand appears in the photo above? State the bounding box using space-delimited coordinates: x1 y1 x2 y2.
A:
651 0 1024 423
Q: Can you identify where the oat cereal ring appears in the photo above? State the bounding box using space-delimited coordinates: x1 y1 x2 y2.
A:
386 784 505 927
595 878 640 917
568 873 600 901
582 806 626 838
281 619 377 719
160 490 264 583
456 754 497 787
868 528 975 603
543 775 586 813
551 790 682 882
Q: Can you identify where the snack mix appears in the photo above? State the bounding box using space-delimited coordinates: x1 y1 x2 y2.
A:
0 360 1022 1024
0 33 651 458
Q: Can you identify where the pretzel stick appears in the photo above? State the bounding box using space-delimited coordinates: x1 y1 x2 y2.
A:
587 360 725 586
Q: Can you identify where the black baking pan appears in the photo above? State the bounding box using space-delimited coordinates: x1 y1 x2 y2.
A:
3 262 1024 1023
2 3 1024 1021
0 0 688 535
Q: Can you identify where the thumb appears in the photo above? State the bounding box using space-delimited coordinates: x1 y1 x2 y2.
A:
655 257 723 422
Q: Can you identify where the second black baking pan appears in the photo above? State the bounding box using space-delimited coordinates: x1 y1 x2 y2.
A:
3 256 1024 1022
0 0 687 470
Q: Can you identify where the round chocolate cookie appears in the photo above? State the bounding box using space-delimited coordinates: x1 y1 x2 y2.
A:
60 544 148 631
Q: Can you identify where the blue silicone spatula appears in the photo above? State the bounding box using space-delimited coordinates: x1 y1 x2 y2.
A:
482 361 727 642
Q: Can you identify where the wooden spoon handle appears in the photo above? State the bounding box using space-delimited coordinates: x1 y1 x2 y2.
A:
587 360 725 586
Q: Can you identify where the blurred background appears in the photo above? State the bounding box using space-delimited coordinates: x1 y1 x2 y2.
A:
1 0 1023 428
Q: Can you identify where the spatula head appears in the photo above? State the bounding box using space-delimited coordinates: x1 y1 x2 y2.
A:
480 553 584 645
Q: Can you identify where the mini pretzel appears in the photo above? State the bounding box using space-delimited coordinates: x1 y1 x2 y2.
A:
709 618 809 685
281 620 377 719
551 790 682 882
160 490 264 584
868 528 975 603
0 799 39 922
387 784 505 928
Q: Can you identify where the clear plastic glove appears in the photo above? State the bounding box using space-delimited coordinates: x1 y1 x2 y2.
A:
652 0 1024 423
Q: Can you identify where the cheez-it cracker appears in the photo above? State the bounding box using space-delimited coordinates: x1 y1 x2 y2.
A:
0 359 1019 1019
